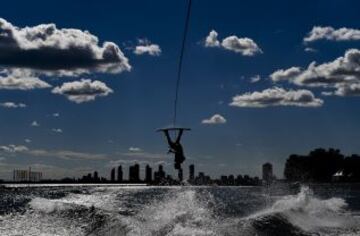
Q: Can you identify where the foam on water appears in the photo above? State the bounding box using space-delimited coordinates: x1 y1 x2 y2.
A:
124 189 219 236
1 185 360 236
246 186 360 235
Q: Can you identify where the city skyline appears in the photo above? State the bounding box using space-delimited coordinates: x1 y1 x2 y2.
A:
9 163 264 186
1 0 360 180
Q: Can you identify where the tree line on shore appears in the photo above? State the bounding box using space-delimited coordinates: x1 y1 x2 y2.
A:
284 148 360 182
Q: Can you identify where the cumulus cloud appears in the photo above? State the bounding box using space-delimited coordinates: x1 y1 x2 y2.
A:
250 75 261 83
333 84 360 96
24 139 31 143
221 36 262 56
52 128 63 133
134 44 161 56
304 26 360 43
129 147 142 152
203 30 262 56
0 102 26 108
0 69 51 90
0 144 28 153
0 18 131 76
201 114 227 125
230 87 323 108
52 79 113 103
205 30 220 47
270 67 302 82
269 49 360 90
31 121 40 127
52 112 60 117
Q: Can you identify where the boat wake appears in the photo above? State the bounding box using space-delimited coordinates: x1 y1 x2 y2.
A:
0 186 359 236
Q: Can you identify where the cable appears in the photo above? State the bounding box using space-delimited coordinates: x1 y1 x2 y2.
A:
173 0 192 126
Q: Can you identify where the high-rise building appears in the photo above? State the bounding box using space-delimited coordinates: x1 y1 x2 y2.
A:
197 172 206 185
154 164 166 183
189 164 195 181
87 173 92 181
13 168 42 182
236 174 243 185
117 165 123 182
145 165 152 183
129 164 140 182
220 175 228 185
111 168 116 182
262 162 273 184
94 171 99 182
228 175 235 185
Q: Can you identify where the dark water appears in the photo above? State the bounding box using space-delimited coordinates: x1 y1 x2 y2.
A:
1 184 360 235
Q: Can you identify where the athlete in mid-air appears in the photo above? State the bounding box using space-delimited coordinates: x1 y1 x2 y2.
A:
161 129 186 170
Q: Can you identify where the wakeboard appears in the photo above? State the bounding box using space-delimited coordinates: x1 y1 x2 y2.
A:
156 127 191 132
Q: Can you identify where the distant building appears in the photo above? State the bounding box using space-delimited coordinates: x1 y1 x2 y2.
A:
236 175 243 185
117 165 123 182
197 172 206 185
189 164 195 181
220 175 228 185
111 168 116 182
13 168 42 182
228 175 235 185
145 165 152 183
154 165 166 183
94 171 99 182
262 163 273 184
129 164 140 182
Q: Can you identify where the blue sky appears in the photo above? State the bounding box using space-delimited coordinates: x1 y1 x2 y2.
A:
1 0 360 180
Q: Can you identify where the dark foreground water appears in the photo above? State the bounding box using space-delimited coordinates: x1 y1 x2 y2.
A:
1 184 360 236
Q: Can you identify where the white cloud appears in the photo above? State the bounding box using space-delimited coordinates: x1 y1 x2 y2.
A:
221 36 262 56
333 83 360 96
0 69 51 90
52 79 113 103
321 91 333 96
134 44 161 56
24 139 31 143
270 67 302 82
0 144 29 153
53 112 60 117
203 30 262 56
120 151 167 160
0 102 26 108
250 75 261 83
269 49 360 90
0 145 107 161
230 87 323 108
202 114 227 125
304 26 360 43
52 128 63 133
305 47 317 53
0 17 131 76
205 30 220 47
129 147 142 152
31 121 40 127
27 149 107 161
